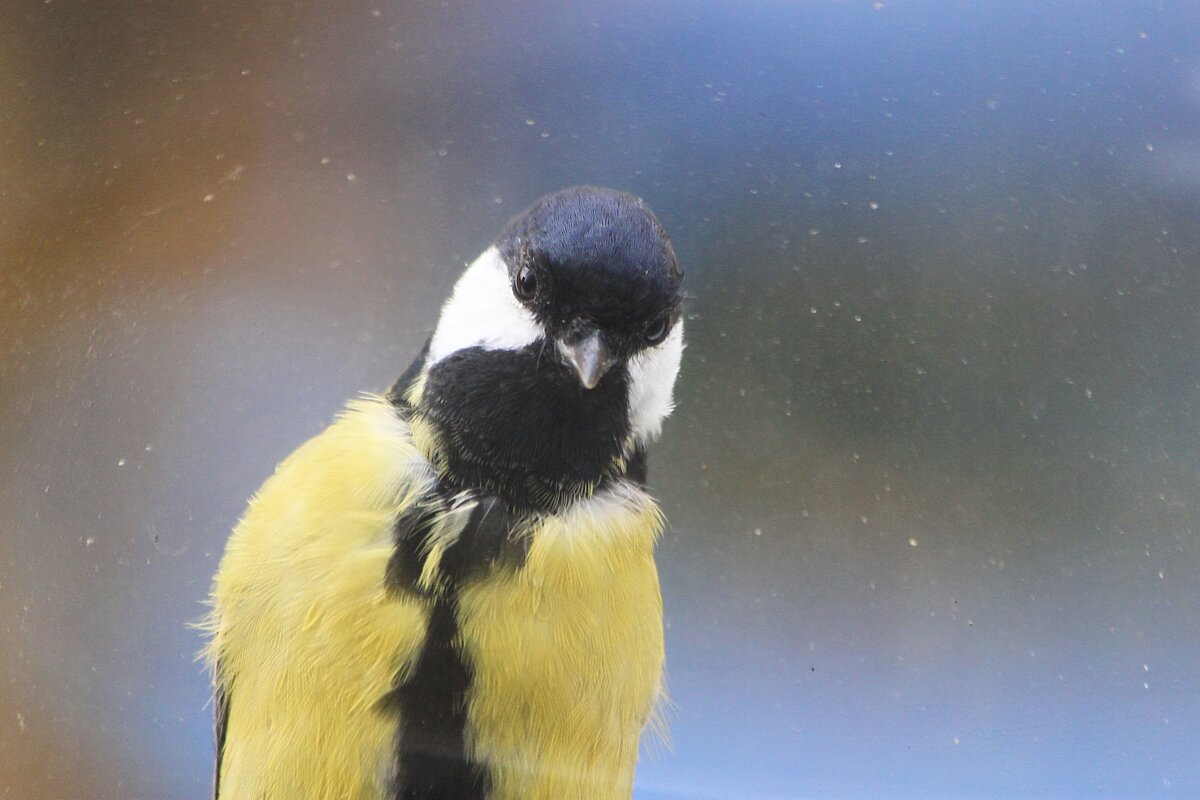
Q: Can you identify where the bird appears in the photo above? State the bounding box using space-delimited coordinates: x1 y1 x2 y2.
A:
203 186 685 800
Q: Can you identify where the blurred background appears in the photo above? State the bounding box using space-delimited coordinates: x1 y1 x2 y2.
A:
3 1 1200 797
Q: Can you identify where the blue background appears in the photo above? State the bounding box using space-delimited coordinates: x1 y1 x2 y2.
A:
3 1 1199 797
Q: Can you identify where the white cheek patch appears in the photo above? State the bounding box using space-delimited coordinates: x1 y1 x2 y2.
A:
427 247 543 364
627 319 683 444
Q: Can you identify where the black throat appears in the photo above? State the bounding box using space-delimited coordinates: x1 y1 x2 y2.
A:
412 343 631 514
379 338 649 798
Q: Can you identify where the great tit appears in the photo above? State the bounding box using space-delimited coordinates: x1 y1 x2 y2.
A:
204 186 685 799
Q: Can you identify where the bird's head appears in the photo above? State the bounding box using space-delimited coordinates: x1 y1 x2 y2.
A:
406 186 684 510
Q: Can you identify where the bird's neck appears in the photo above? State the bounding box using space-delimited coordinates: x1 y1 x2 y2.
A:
402 345 634 514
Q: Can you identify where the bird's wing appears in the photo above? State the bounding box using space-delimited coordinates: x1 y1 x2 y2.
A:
212 679 229 800
387 335 432 407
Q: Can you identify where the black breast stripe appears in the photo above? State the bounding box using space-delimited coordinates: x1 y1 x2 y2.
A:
381 493 521 799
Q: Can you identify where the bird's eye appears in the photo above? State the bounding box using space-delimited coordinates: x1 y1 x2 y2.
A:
644 314 670 345
513 265 538 301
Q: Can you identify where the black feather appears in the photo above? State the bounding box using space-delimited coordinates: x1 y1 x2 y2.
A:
212 678 230 800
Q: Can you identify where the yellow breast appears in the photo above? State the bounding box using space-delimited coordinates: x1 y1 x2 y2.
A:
460 483 666 800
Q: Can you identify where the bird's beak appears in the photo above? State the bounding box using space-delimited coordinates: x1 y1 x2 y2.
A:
558 331 615 390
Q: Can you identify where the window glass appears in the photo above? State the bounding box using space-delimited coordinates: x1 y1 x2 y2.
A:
2 3 1197 797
